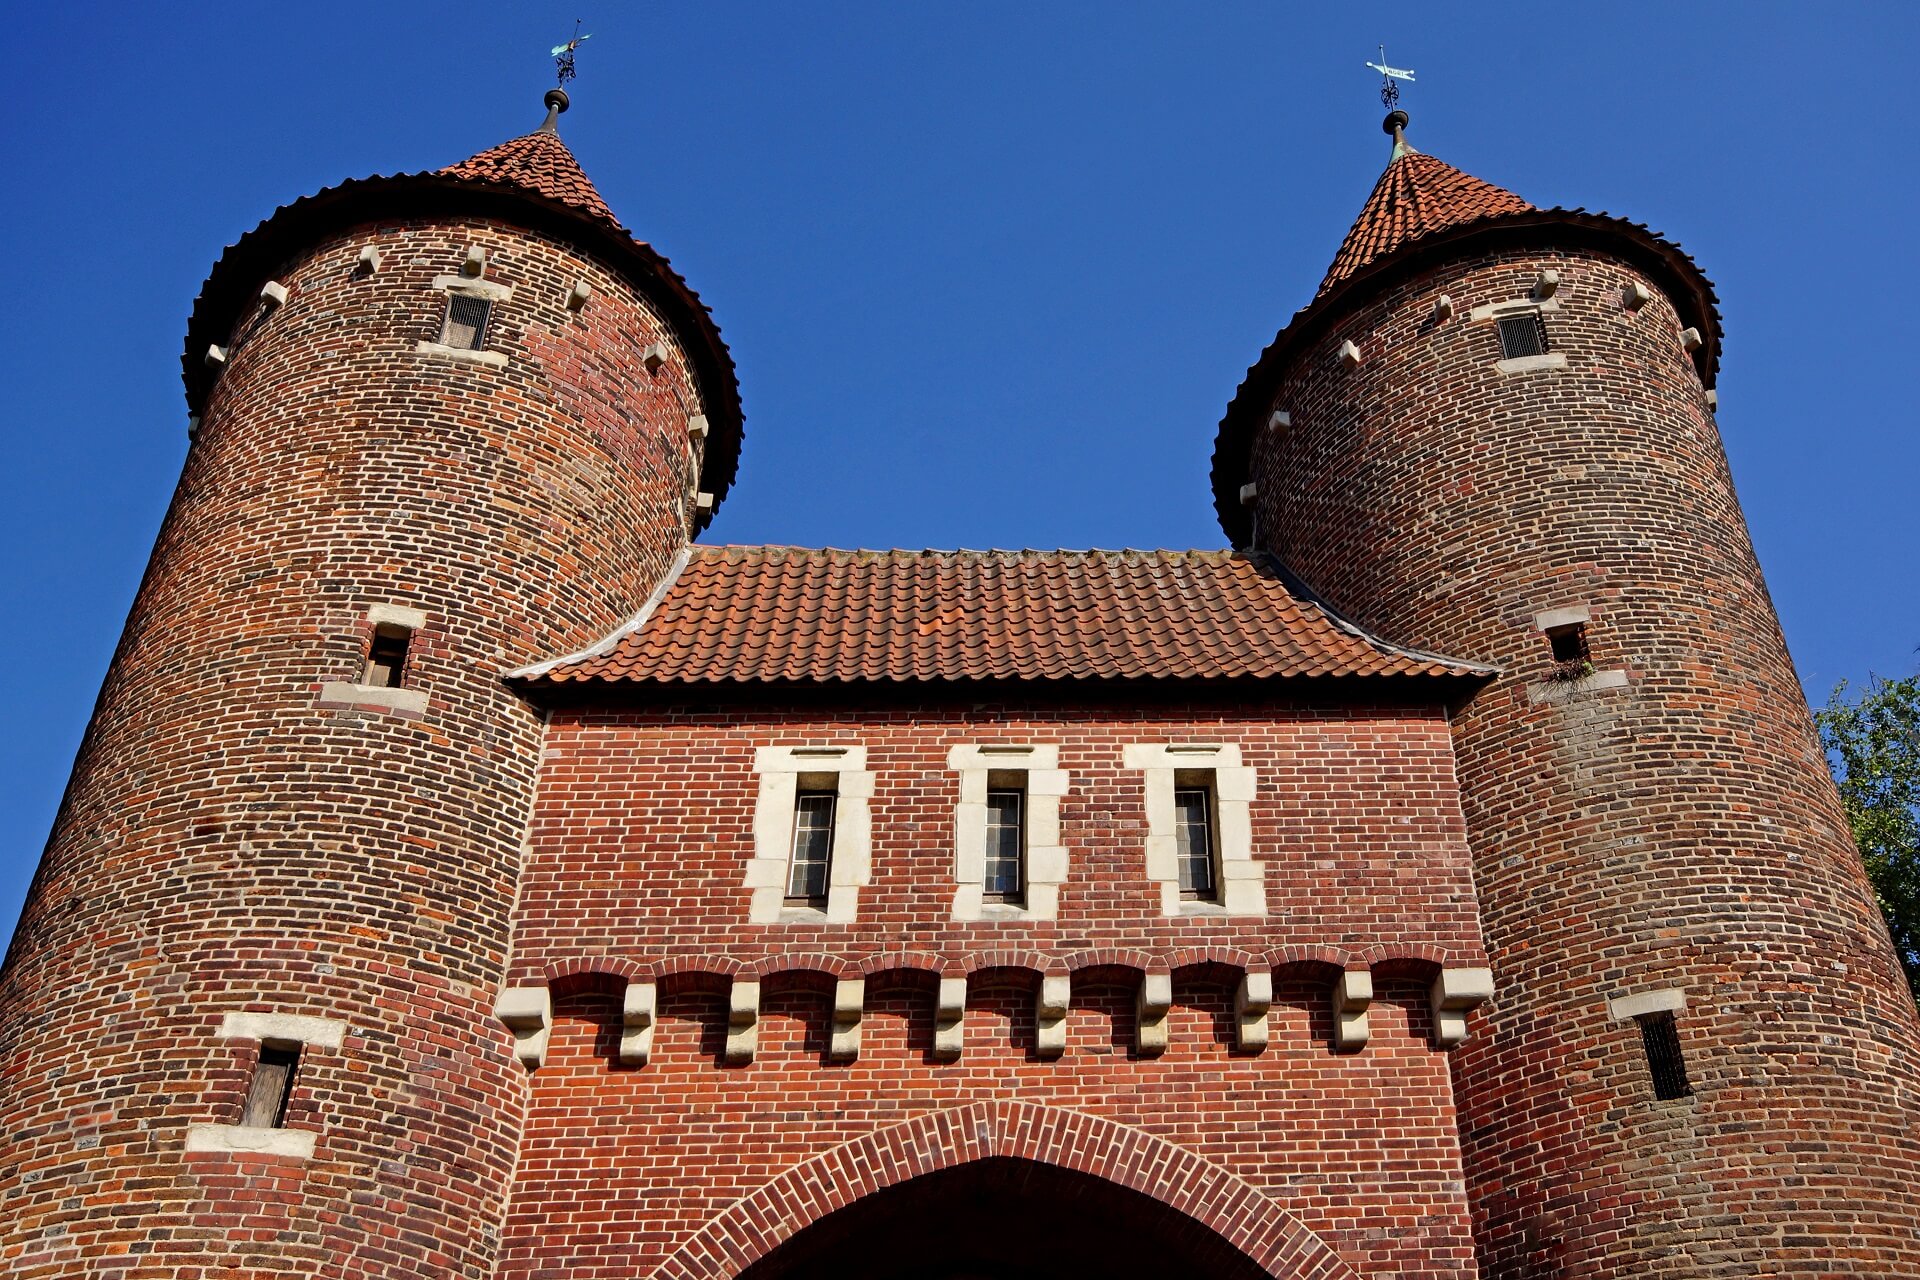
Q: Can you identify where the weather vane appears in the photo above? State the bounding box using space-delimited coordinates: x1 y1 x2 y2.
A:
552 19 593 88
1365 44 1415 110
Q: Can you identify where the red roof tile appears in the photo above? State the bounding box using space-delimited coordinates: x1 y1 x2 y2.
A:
1320 148 1532 294
518 547 1492 686
441 129 620 227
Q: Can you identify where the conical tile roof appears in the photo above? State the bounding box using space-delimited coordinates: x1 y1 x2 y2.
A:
1319 146 1532 294
442 128 620 227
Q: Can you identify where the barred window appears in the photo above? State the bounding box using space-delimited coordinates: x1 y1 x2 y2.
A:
1637 1011 1693 1100
1498 311 1549 360
785 791 836 906
441 293 492 350
1173 783 1218 902
983 787 1025 905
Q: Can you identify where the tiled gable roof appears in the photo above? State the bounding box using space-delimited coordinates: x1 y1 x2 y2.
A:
441 130 620 227
516 546 1492 687
1320 149 1533 294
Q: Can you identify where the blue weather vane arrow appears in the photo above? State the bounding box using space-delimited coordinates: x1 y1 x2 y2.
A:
553 19 593 88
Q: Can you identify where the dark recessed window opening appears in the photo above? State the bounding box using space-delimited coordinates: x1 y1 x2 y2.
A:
1637 1011 1693 1100
1173 778 1219 902
1498 311 1549 360
441 293 492 350
241 1043 300 1128
363 624 412 689
983 780 1026 906
785 789 836 907
1545 622 1591 682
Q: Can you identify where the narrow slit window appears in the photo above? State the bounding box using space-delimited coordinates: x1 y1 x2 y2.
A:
1498 311 1549 360
441 293 492 350
785 790 836 906
241 1043 300 1128
1173 781 1219 902
363 624 411 689
1637 1011 1693 1100
1545 622 1590 681
983 784 1026 905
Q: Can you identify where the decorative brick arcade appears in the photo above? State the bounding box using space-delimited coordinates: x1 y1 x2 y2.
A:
2 90 1916 1280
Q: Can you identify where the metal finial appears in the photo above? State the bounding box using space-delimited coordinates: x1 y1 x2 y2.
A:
1383 108 1417 160
551 19 592 89
1365 44 1416 111
539 88 571 135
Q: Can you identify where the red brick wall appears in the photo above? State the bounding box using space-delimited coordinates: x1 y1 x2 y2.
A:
1249 246 1920 1277
497 699 1487 1278
0 213 704 1278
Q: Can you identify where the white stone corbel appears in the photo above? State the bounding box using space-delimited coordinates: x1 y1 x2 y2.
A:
462 245 487 278
1532 269 1559 300
1234 968 1272 1052
1337 338 1362 369
187 415 201 442
933 976 966 1060
1332 969 1372 1051
1623 280 1651 310
1705 389 1719 410
357 244 381 272
725 978 760 1064
204 344 228 369
1268 409 1291 431
1134 972 1172 1057
494 987 552 1069
260 280 289 309
1678 326 1703 352
642 342 668 374
829 978 865 1062
619 980 656 1066
694 492 715 513
687 412 710 441
566 279 592 311
1433 293 1454 322
1430 967 1495 1049
1035 974 1070 1060
1237 482 1258 505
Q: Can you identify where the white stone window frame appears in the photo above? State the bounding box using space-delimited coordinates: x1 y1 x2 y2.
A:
415 274 512 367
1123 743 1264 917
185 1011 348 1160
317 603 431 718
746 746 873 924
948 744 1071 922
1470 296 1568 376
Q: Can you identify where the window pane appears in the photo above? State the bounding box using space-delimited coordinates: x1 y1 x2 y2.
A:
1498 312 1547 359
787 792 835 902
1174 787 1215 898
984 789 1023 901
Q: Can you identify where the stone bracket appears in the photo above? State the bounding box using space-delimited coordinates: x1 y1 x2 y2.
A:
1134 972 1172 1057
494 986 553 1069
932 977 966 1061
1332 969 1373 1052
1035 974 1070 1059
829 978 864 1062
725 978 760 1064
620 980 656 1066
1430 967 1496 1049
1235 968 1272 1052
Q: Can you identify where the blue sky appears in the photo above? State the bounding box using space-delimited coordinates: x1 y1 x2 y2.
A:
2 3 1916 952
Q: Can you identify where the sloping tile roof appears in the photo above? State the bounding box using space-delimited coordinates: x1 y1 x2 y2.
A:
1320 148 1533 294
517 546 1493 686
441 129 620 228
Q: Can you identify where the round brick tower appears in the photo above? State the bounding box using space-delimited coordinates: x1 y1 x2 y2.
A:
1215 112 1920 1277
0 90 740 1279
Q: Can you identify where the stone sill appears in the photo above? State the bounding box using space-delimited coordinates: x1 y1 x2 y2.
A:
185 1123 314 1160
316 681 429 720
1528 668 1629 705
1495 352 1568 376
414 340 507 367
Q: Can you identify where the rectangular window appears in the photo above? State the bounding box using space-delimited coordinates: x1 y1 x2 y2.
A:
983 785 1025 905
1173 783 1218 901
1545 622 1590 681
1498 311 1548 359
363 624 412 688
1637 1011 1693 1100
241 1044 300 1128
441 294 492 350
785 790 836 906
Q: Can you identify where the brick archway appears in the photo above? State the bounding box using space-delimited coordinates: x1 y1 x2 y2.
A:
648 1100 1361 1280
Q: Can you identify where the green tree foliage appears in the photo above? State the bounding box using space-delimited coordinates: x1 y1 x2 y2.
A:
1817 673 1920 1001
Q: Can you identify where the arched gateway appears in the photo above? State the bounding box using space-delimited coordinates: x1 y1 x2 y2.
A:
650 1102 1359 1280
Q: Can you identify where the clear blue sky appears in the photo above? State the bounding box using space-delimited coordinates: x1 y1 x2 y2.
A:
3 4 1916 953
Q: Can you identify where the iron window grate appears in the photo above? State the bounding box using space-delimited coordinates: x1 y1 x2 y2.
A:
1637 1011 1693 1100
1498 312 1549 360
442 294 492 350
